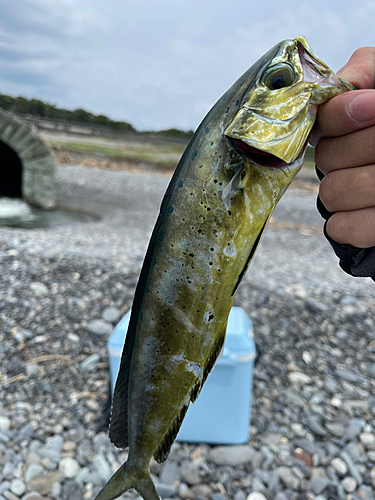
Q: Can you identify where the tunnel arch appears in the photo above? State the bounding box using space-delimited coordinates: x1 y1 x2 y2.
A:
0 108 56 208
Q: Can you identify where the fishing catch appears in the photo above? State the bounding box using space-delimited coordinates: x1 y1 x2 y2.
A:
96 36 354 500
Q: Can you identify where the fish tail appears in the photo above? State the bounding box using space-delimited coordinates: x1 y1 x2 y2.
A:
94 461 160 500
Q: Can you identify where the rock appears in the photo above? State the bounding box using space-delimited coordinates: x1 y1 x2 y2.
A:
274 494 288 500
331 458 347 477
276 467 300 489
0 416 11 432
247 494 267 500
252 477 266 492
93 454 112 481
306 416 326 437
2 462 15 479
190 484 212 498
26 472 62 496
102 307 121 323
294 450 312 467
342 476 357 493
356 486 375 500
335 369 358 382
287 372 312 385
340 451 363 485
2 491 19 500
360 433 375 446
59 457 80 478
160 461 181 485
324 379 338 394
87 319 113 335
310 477 329 495
7 357 25 376
290 423 305 437
30 282 49 295
9 479 26 496
61 480 84 500
25 464 45 483
326 423 344 437
209 445 257 467
80 353 101 371
65 428 85 444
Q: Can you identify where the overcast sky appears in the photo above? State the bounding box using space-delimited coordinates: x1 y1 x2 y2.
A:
0 0 374 131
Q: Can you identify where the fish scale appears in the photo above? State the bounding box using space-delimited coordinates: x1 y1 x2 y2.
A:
95 36 354 500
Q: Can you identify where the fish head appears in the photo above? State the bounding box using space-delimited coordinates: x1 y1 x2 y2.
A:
224 35 354 169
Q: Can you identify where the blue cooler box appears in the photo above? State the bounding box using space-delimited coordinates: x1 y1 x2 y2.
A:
107 307 255 445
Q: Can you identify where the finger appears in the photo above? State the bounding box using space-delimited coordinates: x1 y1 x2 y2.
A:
337 47 375 90
312 89 375 141
311 47 375 143
326 207 375 248
315 123 375 173
319 164 375 211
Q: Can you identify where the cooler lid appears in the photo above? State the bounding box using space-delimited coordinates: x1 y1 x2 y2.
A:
222 306 254 355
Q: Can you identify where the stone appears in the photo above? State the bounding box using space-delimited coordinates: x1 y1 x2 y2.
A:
10 479 26 496
93 454 112 481
331 458 347 477
26 472 62 495
30 282 49 295
102 307 121 324
252 477 265 492
360 433 375 446
2 491 19 500
310 477 329 495
160 461 181 485
324 379 338 394
342 476 357 493
356 486 375 500
287 372 312 385
0 416 11 432
276 467 300 489
61 480 84 500
306 416 326 437
2 462 15 479
190 484 211 498
209 445 257 467
247 494 267 500
25 464 45 483
294 450 312 467
87 319 113 335
340 451 363 485
80 354 100 371
335 369 357 382
290 423 305 437
59 457 80 478
326 423 344 437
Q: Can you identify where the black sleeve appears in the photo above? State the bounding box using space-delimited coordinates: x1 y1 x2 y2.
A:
316 166 375 281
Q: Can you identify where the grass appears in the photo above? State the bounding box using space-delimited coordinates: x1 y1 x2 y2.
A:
49 140 185 165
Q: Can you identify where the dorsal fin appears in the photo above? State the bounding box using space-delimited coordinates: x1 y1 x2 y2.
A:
153 330 226 462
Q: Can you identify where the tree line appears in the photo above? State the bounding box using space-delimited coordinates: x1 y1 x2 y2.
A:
0 93 194 139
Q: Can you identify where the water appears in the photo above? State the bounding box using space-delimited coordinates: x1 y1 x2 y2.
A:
0 197 99 229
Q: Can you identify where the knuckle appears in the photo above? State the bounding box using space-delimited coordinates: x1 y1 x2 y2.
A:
319 173 339 211
326 213 349 244
314 138 337 173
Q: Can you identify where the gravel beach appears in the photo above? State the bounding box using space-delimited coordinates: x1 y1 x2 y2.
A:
1 165 375 500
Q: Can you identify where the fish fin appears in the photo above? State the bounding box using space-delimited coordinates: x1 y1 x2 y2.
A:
153 403 189 463
109 327 134 448
94 461 160 500
231 217 268 296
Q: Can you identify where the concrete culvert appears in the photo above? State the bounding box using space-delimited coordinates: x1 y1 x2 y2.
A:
0 107 56 208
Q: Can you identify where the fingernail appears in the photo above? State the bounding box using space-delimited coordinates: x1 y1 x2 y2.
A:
347 91 375 122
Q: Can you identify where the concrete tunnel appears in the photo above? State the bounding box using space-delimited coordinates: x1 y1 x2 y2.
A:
0 107 56 209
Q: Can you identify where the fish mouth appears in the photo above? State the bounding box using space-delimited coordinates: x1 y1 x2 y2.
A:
230 137 308 169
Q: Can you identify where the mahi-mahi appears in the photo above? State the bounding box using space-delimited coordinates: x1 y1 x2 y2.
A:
95 36 354 500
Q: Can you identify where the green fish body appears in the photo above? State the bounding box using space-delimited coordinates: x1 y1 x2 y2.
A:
95 37 353 500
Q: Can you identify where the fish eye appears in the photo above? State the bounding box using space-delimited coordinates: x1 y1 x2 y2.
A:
263 64 295 90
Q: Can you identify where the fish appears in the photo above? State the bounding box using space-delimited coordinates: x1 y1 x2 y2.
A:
95 36 354 500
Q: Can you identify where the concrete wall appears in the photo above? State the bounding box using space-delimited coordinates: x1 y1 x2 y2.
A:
0 108 56 209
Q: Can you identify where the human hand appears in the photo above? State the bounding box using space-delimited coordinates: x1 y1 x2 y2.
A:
312 47 375 248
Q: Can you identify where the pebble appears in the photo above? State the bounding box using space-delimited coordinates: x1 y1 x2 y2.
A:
93 454 112 481
342 476 357 492
29 282 49 295
0 416 11 432
209 445 258 467
310 477 329 495
360 433 375 446
10 479 26 496
287 372 312 385
331 457 348 477
80 354 101 372
247 494 267 500
87 319 113 335
101 307 121 324
24 464 45 483
59 457 80 478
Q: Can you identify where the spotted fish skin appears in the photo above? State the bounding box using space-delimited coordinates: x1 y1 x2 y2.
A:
95 37 353 500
